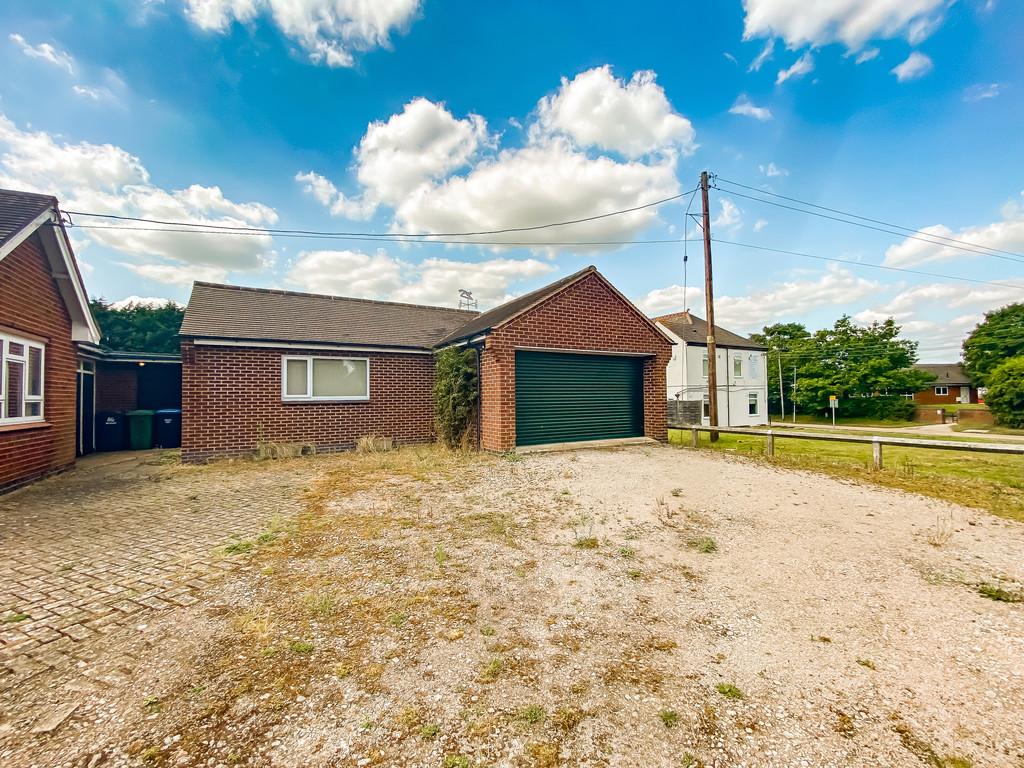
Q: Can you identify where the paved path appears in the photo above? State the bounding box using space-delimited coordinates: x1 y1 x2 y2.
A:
0 451 308 691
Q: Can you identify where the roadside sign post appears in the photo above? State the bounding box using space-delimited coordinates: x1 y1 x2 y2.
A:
829 395 838 427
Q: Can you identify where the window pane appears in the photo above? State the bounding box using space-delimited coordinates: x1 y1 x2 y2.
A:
312 358 368 398
701 356 708 377
6 360 24 418
750 355 759 377
8 341 24 357
27 347 42 397
285 359 308 396
748 393 758 415
733 357 742 377
26 401 41 417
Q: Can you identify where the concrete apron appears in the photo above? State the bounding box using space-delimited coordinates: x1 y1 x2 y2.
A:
515 436 658 454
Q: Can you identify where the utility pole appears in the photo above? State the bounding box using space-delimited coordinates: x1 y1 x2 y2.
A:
777 353 785 421
700 171 719 442
792 365 797 423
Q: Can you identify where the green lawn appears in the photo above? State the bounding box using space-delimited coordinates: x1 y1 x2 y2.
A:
772 414 920 428
668 429 1024 523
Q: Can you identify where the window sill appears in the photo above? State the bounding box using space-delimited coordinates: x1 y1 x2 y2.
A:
282 398 370 404
0 420 51 434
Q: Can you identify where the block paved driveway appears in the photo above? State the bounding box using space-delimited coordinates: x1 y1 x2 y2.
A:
0 451 309 692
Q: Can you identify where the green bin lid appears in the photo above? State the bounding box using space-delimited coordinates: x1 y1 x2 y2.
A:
127 409 155 416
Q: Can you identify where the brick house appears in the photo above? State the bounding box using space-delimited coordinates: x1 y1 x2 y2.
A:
911 363 980 405
0 190 100 492
179 266 672 460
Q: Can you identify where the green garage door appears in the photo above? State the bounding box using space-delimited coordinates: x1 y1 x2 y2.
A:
515 351 644 446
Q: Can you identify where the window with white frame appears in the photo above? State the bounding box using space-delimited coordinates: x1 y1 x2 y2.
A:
701 354 708 378
749 354 760 378
701 394 710 419
1 333 45 425
282 356 369 401
748 392 759 416
733 355 742 378
934 386 948 396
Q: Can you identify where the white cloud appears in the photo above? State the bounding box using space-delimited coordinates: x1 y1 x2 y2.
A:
0 114 278 277
729 94 773 121
962 82 1004 102
72 84 116 101
776 52 814 85
723 52 738 64
754 218 768 232
854 47 881 64
759 162 788 177
182 0 420 67
285 249 555 308
300 69 688 251
742 0 946 51
639 264 879 331
890 51 933 82
711 198 742 232
748 38 775 72
9 33 74 74
121 263 230 286
110 295 183 309
536 66 696 158
884 198 1024 267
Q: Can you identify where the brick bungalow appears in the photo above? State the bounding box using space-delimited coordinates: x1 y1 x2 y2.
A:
911 363 980 405
0 190 100 492
179 266 672 461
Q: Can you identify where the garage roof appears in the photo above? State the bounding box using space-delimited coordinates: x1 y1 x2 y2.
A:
181 282 478 350
914 363 972 385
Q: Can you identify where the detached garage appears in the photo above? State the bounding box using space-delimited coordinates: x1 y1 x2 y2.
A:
179 266 672 460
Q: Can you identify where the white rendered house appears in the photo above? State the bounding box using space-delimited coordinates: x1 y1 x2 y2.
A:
656 311 769 427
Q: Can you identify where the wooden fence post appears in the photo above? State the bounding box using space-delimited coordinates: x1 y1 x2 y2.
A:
872 437 883 470
691 427 699 448
765 430 775 457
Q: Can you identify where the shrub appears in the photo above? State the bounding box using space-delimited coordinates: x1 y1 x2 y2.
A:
434 347 479 448
983 356 1024 428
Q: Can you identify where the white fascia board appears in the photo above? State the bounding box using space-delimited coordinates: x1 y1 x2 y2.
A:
190 337 433 355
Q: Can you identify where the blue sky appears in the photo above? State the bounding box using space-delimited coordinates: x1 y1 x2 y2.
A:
1 0 1022 361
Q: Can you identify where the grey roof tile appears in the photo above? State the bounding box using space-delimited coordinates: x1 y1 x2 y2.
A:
656 311 766 350
0 188 56 250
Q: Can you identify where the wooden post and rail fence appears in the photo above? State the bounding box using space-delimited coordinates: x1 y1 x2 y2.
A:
683 425 1024 469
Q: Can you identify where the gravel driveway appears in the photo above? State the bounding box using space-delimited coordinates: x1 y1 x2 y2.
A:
1 443 1021 768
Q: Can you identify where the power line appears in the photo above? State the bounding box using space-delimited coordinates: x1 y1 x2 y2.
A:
62 185 699 239
62 222 685 248
715 176 1024 261
713 182 1024 265
711 237 1024 291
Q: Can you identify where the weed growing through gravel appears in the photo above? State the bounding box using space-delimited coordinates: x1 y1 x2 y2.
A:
690 536 718 554
680 753 697 767
626 568 643 580
223 539 254 555
716 683 744 699
479 656 503 683
928 511 955 547
857 658 877 670
977 583 1023 602
388 611 408 627
303 591 336 617
434 544 449 569
574 536 599 549
288 640 314 654
571 512 598 549
443 755 470 768
519 705 546 724
526 742 560 767
659 709 680 727
480 625 496 636
142 696 161 713
552 706 584 730
2 612 29 623
618 545 636 558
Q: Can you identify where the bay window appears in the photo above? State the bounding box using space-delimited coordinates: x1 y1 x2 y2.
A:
282 356 369 401
1 333 45 425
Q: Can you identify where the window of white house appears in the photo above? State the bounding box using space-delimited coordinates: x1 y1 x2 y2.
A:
282 356 369 401
702 394 710 419
1 333 45 424
934 386 948 396
733 356 742 378
701 354 708 378
748 392 759 416
749 354 759 378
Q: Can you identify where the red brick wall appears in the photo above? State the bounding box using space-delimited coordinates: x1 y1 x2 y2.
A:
0 236 77 491
95 363 138 412
478 272 672 451
180 343 437 462
915 386 977 405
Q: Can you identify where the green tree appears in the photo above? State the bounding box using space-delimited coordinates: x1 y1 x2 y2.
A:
785 316 933 419
751 322 811 415
962 303 1024 386
89 298 184 353
434 347 479 448
983 356 1024 428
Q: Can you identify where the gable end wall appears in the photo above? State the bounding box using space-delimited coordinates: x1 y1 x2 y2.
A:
478 272 672 451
